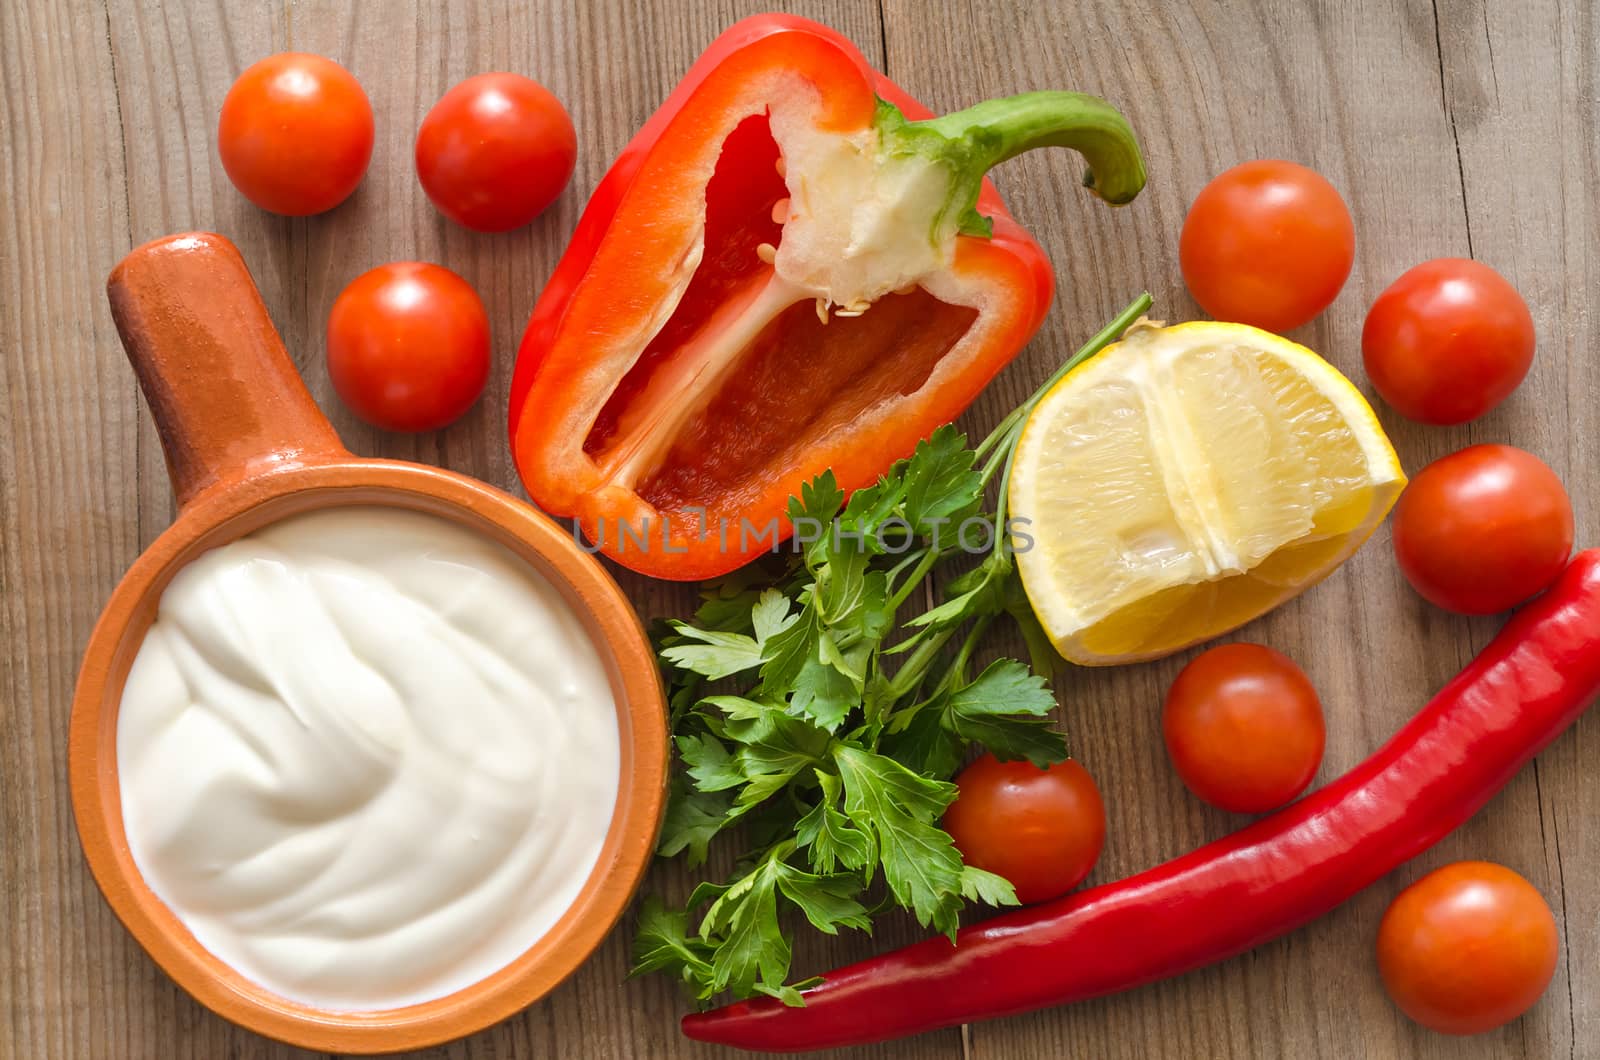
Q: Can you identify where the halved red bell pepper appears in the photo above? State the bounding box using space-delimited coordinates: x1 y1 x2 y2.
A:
509 13 1144 580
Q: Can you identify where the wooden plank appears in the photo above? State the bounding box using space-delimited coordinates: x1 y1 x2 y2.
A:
2 0 952 1056
874 0 1591 1057
3 0 1594 1057
1438 0 1599 1054
1 1 146 1058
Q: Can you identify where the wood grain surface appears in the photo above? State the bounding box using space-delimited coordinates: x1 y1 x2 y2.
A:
1 1 1594 1057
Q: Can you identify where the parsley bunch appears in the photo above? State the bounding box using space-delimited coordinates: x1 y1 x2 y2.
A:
634 294 1153 1005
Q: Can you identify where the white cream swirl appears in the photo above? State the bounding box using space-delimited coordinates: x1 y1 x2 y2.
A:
116 506 620 1010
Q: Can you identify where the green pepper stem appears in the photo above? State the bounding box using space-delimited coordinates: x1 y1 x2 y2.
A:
878 91 1146 240
922 91 1146 202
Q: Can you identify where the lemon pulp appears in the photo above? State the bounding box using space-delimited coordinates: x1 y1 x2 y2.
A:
1009 320 1405 665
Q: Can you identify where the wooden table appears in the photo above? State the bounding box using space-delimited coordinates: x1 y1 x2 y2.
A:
3 1 1594 1056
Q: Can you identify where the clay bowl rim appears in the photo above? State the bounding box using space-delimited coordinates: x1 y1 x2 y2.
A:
69 456 668 1055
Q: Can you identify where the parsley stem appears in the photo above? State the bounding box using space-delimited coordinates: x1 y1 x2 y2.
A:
973 406 1026 462
977 435 1012 485
885 626 960 701
911 612 1000 712
949 613 995 686
887 547 941 612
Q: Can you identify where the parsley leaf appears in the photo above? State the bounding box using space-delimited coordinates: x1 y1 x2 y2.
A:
946 659 1068 767
790 636 863 730
692 584 762 633
631 897 716 989
661 625 764 679
725 713 830 819
904 547 1014 633
758 601 820 691
736 712 830 779
881 700 964 777
752 982 808 1007
772 863 872 935
656 777 730 868
697 694 779 744
787 470 846 569
815 540 871 623
839 476 906 542
700 860 791 998
794 771 873 873
959 864 1020 907
833 745 965 936
675 733 744 792
750 588 796 645
901 425 983 536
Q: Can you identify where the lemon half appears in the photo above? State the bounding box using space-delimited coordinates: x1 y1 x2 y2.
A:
1009 320 1405 666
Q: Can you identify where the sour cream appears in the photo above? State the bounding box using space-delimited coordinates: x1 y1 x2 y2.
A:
116 506 621 1011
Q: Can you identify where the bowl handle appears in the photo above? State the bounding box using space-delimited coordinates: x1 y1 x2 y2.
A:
107 232 349 509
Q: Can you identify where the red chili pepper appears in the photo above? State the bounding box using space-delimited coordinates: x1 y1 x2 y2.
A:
683 549 1600 1051
507 14 1143 580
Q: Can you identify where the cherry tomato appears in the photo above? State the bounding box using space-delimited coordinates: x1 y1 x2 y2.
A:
942 755 1104 905
1363 258 1535 425
1162 643 1325 814
1377 861 1558 1035
415 73 577 233
218 53 374 216
326 263 491 432
1179 160 1355 333
1392 444 1573 615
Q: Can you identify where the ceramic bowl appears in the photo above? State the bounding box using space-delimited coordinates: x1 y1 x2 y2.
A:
69 232 667 1053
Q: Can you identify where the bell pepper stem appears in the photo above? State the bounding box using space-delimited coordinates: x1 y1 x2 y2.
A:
879 91 1146 240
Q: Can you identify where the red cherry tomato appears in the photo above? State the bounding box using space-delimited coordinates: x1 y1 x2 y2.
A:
1162 643 1325 814
1392 444 1573 615
1377 861 1558 1035
218 53 373 216
326 263 491 432
1363 258 1536 425
942 755 1105 905
415 72 577 233
1178 160 1355 333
